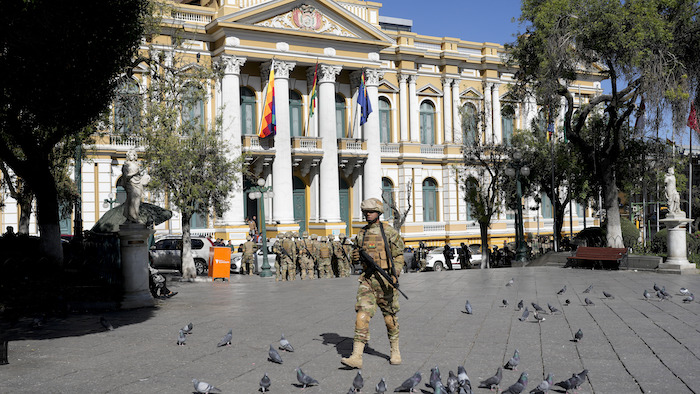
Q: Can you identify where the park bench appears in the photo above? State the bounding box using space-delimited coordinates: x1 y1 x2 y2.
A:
566 246 628 270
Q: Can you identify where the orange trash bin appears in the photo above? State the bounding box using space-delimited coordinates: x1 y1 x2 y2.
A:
208 247 231 281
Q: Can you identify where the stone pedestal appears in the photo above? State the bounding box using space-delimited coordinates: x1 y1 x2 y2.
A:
118 223 155 308
658 214 698 275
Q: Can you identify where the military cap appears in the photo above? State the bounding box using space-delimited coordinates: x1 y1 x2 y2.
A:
339 233 346 239
246 234 251 241
360 197 384 213
310 233 318 240
321 236 328 242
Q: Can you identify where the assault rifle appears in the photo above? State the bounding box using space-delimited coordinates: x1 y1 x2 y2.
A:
353 245 409 300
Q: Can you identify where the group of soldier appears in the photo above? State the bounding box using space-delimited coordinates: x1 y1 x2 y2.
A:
238 231 354 281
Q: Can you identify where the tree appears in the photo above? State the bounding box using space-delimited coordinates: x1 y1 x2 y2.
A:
382 179 412 231
121 36 242 280
460 143 511 268
0 1 150 261
508 0 700 248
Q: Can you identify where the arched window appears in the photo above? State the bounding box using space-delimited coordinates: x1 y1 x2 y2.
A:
289 90 303 137
502 104 515 145
190 204 207 229
379 97 392 143
336 93 346 138
422 178 438 222
462 102 478 145
114 80 140 134
182 84 205 127
420 101 435 145
382 177 395 220
240 87 256 135
541 192 553 219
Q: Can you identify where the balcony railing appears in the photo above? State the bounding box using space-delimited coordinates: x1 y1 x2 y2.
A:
420 145 444 155
291 136 322 150
424 223 446 233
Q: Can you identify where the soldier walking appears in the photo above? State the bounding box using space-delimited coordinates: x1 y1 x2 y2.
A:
341 198 405 369
317 236 333 278
241 235 257 275
334 233 352 277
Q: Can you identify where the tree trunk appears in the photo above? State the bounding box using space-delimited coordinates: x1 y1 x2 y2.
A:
180 214 197 280
602 169 624 248
18 197 32 235
554 198 566 247
33 171 62 263
479 221 490 269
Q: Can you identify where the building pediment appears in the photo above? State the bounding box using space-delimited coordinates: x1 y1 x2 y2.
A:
417 83 443 97
378 79 398 93
460 87 483 100
215 0 393 45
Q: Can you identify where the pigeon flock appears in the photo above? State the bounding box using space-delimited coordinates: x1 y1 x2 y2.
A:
178 279 694 393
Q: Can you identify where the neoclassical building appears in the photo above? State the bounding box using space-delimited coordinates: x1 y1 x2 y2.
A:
0 0 603 248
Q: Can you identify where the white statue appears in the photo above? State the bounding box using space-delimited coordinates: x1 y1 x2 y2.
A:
122 149 150 223
664 167 681 215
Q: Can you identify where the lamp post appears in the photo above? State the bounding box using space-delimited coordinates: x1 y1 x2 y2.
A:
248 178 274 277
506 150 530 266
103 192 118 210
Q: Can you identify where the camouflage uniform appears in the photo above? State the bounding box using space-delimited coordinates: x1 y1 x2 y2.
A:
333 233 352 277
317 236 333 278
273 232 297 281
341 198 405 369
298 232 316 280
241 235 257 275
310 233 321 278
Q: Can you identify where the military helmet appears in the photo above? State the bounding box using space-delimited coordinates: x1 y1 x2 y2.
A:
310 233 318 240
302 231 309 238
246 235 251 241
321 236 328 242
279 233 286 239
292 231 299 238
285 231 292 238
360 197 384 213
339 233 346 239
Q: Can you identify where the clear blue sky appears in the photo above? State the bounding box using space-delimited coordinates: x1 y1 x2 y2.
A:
378 0 524 45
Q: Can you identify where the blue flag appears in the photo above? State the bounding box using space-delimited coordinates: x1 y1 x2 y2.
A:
358 72 372 125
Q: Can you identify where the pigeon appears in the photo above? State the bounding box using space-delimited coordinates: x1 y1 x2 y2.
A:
260 373 271 392
653 282 662 292
478 367 502 391
533 311 545 323
268 344 283 364
660 288 672 298
516 300 524 311
574 369 588 387
518 307 530 322
177 329 187 346
279 334 294 352
506 278 514 287
427 365 441 389
680 287 690 296
565 299 571 305
602 291 615 299
394 371 421 392
583 284 593 293
433 380 448 394
531 302 545 313
192 378 221 393
347 388 357 394
99 316 114 331
376 377 387 394
446 370 459 393
504 349 520 370
529 373 553 394
574 328 583 342
547 303 561 314
555 370 587 392
502 299 509 307
457 385 472 394
557 285 567 295
464 300 473 314
353 370 364 392
683 293 695 303
182 322 193 335
584 297 595 306
296 367 319 388
217 329 232 347
502 372 528 394
457 365 470 388
643 289 652 300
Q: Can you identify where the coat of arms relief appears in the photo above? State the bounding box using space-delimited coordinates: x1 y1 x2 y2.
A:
255 5 359 38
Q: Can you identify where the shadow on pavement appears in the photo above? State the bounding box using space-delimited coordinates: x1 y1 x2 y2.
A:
318 332 389 362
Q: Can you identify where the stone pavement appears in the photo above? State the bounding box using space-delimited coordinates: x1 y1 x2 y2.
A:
1 267 700 393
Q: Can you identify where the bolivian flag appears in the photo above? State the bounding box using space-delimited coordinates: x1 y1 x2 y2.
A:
258 67 276 139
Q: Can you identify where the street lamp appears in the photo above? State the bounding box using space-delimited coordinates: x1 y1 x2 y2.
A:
103 192 118 210
506 150 530 266
248 178 274 277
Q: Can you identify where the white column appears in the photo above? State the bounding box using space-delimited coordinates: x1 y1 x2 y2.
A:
483 82 493 143
452 81 461 143
263 60 296 224
216 55 246 227
409 75 419 142
492 82 502 144
442 78 453 144
361 69 383 200
398 73 409 142
318 64 342 222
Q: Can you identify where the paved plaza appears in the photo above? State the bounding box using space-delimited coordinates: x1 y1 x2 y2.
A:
2 267 700 393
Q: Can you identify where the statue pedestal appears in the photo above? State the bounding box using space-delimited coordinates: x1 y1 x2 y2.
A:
658 214 698 275
118 223 155 308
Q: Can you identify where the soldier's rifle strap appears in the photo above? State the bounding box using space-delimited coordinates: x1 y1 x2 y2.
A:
379 223 398 282
279 242 291 260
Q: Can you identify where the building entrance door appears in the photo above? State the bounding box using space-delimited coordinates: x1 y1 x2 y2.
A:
339 178 350 235
293 177 306 234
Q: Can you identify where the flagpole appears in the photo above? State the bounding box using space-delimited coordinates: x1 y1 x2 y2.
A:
689 125 692 234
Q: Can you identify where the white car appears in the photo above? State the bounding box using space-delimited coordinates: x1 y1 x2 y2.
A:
149 235 214 276
424 245 483 271
230 242 278 274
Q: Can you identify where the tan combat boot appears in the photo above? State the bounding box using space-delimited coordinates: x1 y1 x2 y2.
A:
341 341 365 369
389 339 401 365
